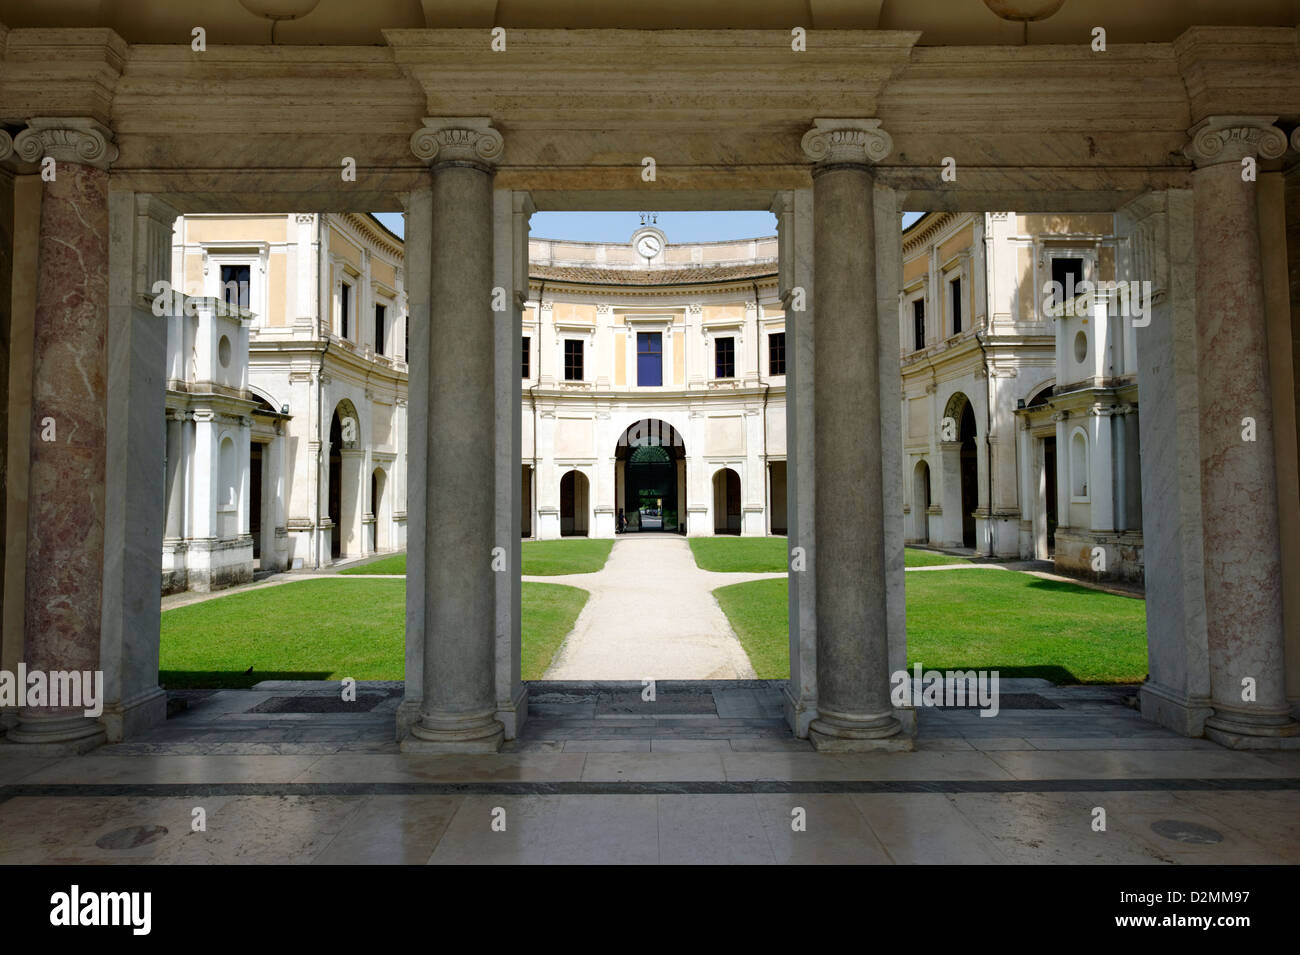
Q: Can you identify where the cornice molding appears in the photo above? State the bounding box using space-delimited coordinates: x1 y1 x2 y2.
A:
902 212 968 256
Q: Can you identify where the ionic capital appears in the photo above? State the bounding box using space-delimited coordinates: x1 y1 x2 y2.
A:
13 118 119 171
1183 116 1286 168
410 117 504 169
801 118 893 167
0 129 12 162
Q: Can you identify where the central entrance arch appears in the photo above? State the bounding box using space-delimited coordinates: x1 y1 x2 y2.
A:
615 418 685 534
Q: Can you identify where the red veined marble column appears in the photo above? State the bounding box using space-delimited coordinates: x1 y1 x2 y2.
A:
8 118 118 748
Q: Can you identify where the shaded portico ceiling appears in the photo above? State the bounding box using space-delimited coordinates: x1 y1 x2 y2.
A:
2 4 1298 215
0 0 1297 44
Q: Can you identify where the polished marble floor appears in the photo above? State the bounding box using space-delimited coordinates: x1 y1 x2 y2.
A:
2 680 1297 864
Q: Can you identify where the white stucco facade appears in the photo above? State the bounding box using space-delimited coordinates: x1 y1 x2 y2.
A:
165 212 410 589
899 211 1144 581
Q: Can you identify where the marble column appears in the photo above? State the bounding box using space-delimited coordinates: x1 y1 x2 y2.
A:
1184 116 1299 744
801 119 906 750
8 119 118 748
404 118 504 752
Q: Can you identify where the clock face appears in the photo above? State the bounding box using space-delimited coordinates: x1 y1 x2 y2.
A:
636 234 662 258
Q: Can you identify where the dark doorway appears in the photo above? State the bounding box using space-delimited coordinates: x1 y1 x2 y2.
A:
614 419 686 533
713 467 741 535
624 445 678 532
769 461 787 535
560 469 589 537
1044 436 1058 556
328 410 342 559
250 442 263 565
959 402 978 548
521 464 533 537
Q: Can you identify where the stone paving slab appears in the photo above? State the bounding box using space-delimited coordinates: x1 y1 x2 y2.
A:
3 787 1295 864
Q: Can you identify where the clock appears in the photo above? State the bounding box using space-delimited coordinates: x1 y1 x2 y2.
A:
636 233 662 259
632 227 665 261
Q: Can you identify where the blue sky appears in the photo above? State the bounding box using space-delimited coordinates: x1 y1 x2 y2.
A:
372 210 925 242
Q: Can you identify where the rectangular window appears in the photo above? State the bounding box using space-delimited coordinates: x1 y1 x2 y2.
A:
949 277 962 335
768 331 786 376
715 336 736 379
522 335 531 379
374 303 386 356
340 282 352 340
220 264 250 309
912 298 925 351
564 339 584 381
1051 256 1085 305
637 331 663 386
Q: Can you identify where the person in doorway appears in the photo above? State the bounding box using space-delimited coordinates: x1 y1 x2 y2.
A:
617 508 626 534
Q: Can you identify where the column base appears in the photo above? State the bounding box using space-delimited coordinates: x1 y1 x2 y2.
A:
395 698 422 742
100 686 169 743
1203 706 1300 749
809 709 912 752
5 710 107 754
781 683 816 738
496 683 530 741
401 709 505 753
1139 682 1213 737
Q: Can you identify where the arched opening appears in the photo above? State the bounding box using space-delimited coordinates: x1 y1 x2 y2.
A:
959 401 978 548
913 459 931 543
328 410 343 559
250 441 263 566
1071 428 1089 499
559 469 589 537
712 467 742 535
614 418 685 533
218 435 238 539
371 467 389 552
327 399 361 562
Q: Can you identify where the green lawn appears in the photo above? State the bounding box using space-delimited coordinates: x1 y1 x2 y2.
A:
520 582 589 679
339 539 614 577
339 553 406 575
904 548 970 567
160 578 588 687
519 539 613 576
689 536 969 572
714 569 1147 684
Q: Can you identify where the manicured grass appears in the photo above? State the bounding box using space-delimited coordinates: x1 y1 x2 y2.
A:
713 578 790 678
690 536 787 572
160 578 588 687
689 536 969 572
521 539 613 576
520 582 589 680
336 539 614 577
904 548 970 567
714 569 1147 684
339 554 406 575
